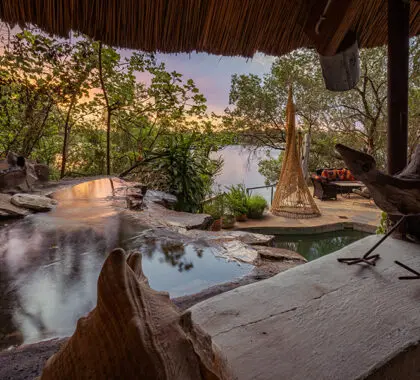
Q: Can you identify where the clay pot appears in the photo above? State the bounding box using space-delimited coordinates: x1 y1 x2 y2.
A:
235 214 248 222
211 219 222 231
221 215 235 229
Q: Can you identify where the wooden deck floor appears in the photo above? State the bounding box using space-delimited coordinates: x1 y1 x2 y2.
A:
236 194 381 234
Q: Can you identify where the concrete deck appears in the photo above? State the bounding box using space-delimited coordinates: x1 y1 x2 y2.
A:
236 195 381 234
191 236 420 380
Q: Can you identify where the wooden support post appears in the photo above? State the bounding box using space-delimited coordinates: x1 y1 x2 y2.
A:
387 0 410 175
387 0 410 238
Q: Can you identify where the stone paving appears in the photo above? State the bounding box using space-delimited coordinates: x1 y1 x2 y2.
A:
236 192 381 234
190 236 420 380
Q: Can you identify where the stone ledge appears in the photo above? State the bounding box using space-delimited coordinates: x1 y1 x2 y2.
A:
238 220 377 235
190 236 420 380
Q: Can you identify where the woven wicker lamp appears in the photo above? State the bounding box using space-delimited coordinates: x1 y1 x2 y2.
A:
271 85 321 219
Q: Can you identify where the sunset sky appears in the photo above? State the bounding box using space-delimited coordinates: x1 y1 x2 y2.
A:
132 51 276 114
1 23 276 115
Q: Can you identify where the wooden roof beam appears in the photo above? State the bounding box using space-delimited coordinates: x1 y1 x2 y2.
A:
304 0 359 56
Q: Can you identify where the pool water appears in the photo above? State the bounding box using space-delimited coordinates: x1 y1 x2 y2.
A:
273 230 372 262
0 179 252 349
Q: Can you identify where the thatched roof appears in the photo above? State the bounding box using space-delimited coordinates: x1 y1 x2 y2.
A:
1 0 420 57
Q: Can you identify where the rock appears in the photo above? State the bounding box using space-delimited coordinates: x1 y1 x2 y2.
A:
0 168 27 191
125 185 147 210
6 151 18 166
141 202 212 230
11 194 57 212
0 152 51 191
255 246 307 262
164 211 213 230
40 249 233 380
145 190 177 209
20 163 38 191
0 194 32 217
126 196 145 210
214 240 260 265
181 230 275 246
34 164 49 182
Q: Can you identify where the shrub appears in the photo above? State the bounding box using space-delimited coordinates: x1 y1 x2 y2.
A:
144 134 223 213
203 197 224 220
225 184 249 216
376 212 388 234
246 195 268 219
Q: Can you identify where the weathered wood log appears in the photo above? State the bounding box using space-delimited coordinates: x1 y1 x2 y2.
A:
399 145 420 180
335 144 420 216
40 248 234 380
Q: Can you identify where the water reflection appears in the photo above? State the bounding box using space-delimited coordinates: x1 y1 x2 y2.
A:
273 230 371 261
141 243 250 298
0 178 252 349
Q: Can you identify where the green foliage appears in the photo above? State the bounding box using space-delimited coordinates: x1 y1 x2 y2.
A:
141 134 223 213
203 196 225 220
246 195 268 219
258 153 283 186
376 212 388 235
225 39 420 172
225 184 249 216
0 28 216 188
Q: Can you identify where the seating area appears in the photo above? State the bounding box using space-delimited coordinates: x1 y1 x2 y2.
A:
311 168 363 201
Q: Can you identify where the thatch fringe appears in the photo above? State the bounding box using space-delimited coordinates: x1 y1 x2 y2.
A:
1 0 419 57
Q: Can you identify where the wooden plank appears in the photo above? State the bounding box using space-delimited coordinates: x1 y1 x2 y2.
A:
304 0 359 56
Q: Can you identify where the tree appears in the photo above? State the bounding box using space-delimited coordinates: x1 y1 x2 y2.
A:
57 39 97 178
0 30 97 177
327 47 388 163
0 30 59 158
225 49 328 152
226 38 420 174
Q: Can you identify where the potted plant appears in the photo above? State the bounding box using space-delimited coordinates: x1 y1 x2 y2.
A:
221 214 236 229
246 195 268 219
225 184 249 222
203 197 223 231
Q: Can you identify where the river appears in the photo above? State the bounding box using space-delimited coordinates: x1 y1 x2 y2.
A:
212 145 280 203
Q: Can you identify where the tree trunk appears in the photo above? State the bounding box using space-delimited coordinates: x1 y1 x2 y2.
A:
98 41 112 175
367 135 375 156
106 113 111 175
60 96 76 178
302 132 311 180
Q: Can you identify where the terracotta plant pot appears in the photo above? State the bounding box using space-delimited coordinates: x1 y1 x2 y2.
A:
211 218 222 231
221 215 235 229
235 214 248 222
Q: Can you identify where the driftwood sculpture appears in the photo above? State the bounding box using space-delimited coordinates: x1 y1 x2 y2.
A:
41 248 234 380
335 144 420 272
335 144 420 215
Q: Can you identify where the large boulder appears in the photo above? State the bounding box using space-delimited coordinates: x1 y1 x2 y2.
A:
0 194 32 217
0 152 50 191
0 168 27 191
34 164 49 182
11 194 57 212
